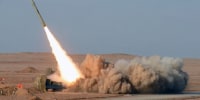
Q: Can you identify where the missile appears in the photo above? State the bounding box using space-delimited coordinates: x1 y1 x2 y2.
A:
31 0 46 27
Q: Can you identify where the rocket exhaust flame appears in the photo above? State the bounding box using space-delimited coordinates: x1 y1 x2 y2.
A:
32 0 83 85
44 26 83 85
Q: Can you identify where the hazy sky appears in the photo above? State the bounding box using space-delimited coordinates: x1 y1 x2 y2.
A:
0 0 200 58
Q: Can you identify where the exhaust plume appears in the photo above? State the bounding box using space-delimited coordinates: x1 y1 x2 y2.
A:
44 26 83 85
31 0 83 85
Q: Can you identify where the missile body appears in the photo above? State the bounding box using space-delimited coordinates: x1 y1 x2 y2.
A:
32 0 46 27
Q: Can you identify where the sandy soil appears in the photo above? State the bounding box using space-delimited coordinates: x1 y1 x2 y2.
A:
0 53 199 100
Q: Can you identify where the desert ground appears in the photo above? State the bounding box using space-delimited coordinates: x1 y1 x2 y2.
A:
0 52 199 100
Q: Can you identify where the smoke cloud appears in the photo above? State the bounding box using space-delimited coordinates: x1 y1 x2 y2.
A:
63 54 188 94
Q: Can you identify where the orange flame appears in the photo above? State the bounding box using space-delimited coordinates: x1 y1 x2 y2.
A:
44 26 83 85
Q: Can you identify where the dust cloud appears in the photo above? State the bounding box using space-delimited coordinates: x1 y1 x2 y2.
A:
56 54 188 94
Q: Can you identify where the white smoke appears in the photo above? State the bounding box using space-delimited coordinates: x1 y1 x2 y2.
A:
115 56 188 93
64 54 188 94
